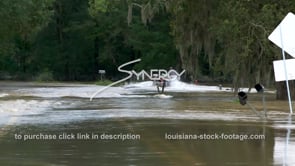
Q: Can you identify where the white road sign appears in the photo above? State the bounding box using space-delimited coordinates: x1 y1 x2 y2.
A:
268 12 295 58
273 59 295 82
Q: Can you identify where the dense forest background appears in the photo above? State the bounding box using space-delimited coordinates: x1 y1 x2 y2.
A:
1 0 295 98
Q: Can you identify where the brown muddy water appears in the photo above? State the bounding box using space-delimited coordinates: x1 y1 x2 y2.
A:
0 82 294 166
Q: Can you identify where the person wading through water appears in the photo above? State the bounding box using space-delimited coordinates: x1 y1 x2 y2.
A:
156 78 166 93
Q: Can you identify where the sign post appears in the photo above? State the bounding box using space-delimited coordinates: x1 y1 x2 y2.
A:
98 70 106 81
268 12 295 114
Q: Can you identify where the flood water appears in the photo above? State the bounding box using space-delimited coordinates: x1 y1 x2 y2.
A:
0 81 295 166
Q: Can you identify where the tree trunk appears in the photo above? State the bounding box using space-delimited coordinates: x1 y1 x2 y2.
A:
276 81 295 100
55 1 69 80
93 36 99 80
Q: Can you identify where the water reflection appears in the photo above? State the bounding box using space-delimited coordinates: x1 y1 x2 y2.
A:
274 115 295 166
0 119 277 166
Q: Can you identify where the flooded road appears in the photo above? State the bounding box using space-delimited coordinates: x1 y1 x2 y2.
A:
0 81 294 165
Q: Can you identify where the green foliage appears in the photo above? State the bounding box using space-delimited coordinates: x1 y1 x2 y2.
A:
127 12 178 70
88 0 178 79
95 79 113 86
88 0 108 15
32 0 96 81
211 0 295 89
0 0 55 76
0 0 54 46
35 69 54 82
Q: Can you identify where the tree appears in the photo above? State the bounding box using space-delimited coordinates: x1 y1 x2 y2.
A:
0 0 54 78
32 0 97 80
126 0 295 98
213 0 295 96
89 0 178 79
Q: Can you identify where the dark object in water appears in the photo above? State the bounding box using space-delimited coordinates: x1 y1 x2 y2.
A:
254 83 264 93
238 91 247 105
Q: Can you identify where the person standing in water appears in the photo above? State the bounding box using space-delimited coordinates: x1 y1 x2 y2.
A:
156 77 166 93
